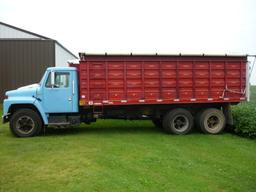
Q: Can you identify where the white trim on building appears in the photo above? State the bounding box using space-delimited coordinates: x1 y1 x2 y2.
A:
55 42 77 67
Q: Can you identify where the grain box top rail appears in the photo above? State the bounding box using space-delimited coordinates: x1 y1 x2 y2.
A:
79 53 247 61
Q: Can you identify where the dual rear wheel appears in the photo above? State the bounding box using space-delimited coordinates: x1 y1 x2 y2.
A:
197 108 226 134
152 108 226 135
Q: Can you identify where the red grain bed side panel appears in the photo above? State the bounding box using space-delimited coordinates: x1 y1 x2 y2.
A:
74 55 247 106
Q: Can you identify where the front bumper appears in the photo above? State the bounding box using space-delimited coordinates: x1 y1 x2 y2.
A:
2 114 10 124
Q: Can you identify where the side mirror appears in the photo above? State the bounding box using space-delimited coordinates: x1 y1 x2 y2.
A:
50 71 55 87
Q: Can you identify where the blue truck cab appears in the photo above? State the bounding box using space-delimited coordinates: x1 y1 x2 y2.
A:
2 67 79 137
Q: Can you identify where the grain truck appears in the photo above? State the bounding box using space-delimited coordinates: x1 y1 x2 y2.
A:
2 53 249 137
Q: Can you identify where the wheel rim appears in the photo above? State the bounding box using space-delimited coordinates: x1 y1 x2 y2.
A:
16 116 35 135
207 115 220 129
172 115 189 132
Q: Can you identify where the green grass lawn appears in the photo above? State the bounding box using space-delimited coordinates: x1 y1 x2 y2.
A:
0 88 256 192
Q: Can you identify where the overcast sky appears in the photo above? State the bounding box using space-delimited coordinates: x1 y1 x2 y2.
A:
1 0 256 84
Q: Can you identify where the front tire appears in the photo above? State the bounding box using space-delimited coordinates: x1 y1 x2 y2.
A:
162 108 193 135
198 108 226 134
10 109 42 137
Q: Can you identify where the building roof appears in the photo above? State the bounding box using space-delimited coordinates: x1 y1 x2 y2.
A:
0 21 50 40
0 21 77 59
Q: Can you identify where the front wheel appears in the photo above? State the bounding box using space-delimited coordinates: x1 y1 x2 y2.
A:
10 109 43 137
162 108 193 135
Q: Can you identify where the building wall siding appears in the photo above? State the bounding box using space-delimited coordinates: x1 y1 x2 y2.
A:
0 40 55 101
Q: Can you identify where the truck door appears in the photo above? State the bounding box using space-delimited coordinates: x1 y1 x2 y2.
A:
43 71 73 113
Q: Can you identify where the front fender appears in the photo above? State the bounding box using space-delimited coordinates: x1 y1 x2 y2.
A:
33 99 48 124
3 97 48 124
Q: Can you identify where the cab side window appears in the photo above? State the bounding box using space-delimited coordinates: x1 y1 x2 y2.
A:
45 72 70 88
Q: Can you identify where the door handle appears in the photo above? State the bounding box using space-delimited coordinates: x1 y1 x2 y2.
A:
68 97 72 101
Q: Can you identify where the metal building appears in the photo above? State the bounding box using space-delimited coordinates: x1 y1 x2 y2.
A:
0 22 77 101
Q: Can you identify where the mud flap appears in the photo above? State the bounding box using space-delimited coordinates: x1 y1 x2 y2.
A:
223 103 233 126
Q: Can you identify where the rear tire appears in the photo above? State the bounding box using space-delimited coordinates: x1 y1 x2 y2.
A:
10 109 43 137
198 108 226 134
162 108 193 135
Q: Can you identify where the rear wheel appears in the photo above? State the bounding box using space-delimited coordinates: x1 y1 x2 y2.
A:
198 108 226 134
10 109 42 137
162 108 193 135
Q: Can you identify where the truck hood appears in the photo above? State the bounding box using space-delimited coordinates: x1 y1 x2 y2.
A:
6 83 39 97
17 83 39 90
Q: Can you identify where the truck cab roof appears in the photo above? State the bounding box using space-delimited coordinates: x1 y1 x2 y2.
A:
46 67 77 71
